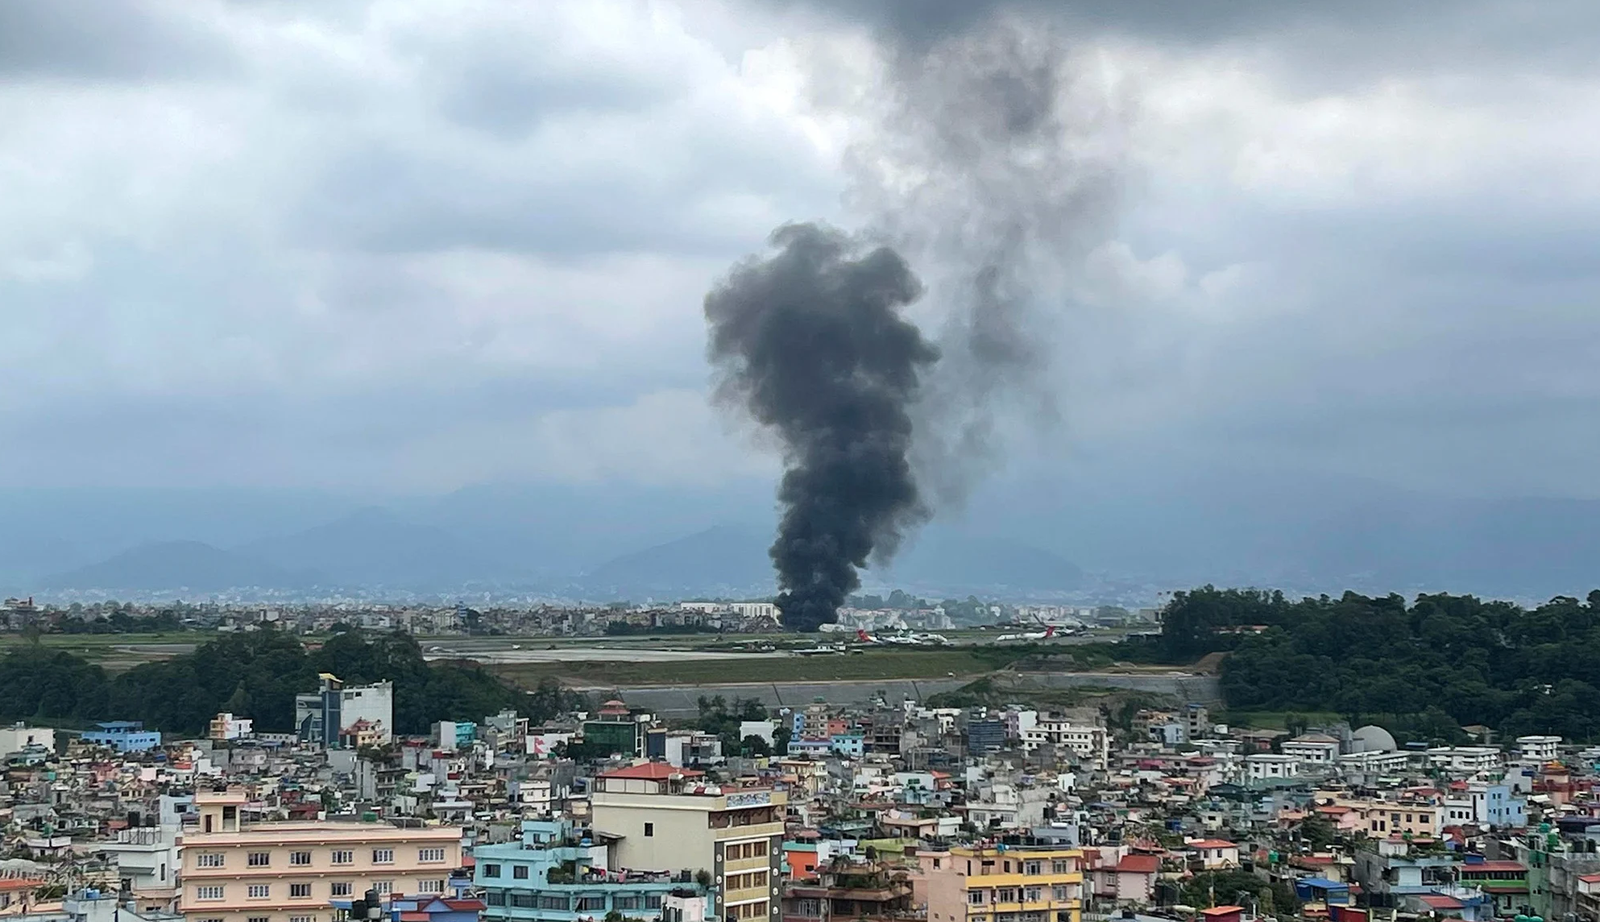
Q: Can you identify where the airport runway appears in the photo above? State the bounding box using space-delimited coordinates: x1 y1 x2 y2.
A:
422 645 787 664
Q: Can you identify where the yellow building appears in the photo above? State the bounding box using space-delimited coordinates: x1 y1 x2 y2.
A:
181 791 462 922
926 844 1084 922
589 764 786 922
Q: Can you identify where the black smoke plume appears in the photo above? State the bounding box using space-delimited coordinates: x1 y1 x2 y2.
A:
705 223 937 632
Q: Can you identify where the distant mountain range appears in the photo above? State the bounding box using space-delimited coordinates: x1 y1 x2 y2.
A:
5 468 1600 601
39 541 320 593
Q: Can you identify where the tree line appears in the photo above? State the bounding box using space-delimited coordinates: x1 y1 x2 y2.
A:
1157 586 1600 740
0 627 581 736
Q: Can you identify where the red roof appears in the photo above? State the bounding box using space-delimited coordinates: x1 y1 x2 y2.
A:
598 762 705 781
0 879 39 892
1201 907 1245 917
1579 874 1600 884
443 900 486 911
1462 861 1526 873
1189 839 1238 849
1116 855 1160 873
1421 895 1465 910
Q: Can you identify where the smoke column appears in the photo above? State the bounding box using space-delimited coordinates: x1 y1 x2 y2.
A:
705 223 938 632
707 2 1128 629
842 6 1128 506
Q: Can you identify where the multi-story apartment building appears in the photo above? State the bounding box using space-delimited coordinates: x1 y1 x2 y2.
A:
1021 719 1108 770
295 675 394 747
473 819 711 922
589 764 786 922
1282 734 1341 766
180 791 461 922
1426 747 1504 775
926 843 1084 922
104 825 182 911
1517 735 1562 764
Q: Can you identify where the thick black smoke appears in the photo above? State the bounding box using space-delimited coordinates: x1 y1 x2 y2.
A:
705 223 937 632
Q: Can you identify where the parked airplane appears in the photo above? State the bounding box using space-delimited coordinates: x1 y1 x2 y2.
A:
993 625 1058 642
857 629 924 646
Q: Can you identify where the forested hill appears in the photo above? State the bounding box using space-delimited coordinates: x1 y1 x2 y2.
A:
1161 587 1600 741
0 628 578 736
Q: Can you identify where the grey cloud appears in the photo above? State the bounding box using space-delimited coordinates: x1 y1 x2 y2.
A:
0 0 235 80
778 0 1600 84
300 139 819 259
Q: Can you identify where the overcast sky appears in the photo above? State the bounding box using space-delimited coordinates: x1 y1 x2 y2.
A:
3 0 1599 499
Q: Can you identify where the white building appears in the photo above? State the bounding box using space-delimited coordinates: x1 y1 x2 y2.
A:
0 722 54 756
1516 735 1561 764
101 825 180 908
1022 717 1109 769
294 674 394 747
1338 750 1411 775
208 712 253 741
1283 733 1342 766
739 720 776 746
1186 839 1241 870
1245 753 1300 780
1427 746 1503 774
729 602 777 620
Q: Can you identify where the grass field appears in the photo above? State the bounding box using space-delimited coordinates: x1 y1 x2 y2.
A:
0 632 200 671
489 648 1009 687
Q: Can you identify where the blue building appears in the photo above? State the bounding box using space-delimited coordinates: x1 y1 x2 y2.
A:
1478 783 1528 828
81 721 161 753
473 820 712 922
968 719 1006 753
828 733 865 759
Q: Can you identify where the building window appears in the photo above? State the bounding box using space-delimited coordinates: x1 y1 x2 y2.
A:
577 897 606 912
1051 860 1071 874
373 849 395 865
291 852 313 866
970 891 988 906
248 885 270 899
291 916 314 922
645 823 654 837
1024 862 1042 876
196 886 224 901
481 864 500 878
485 892 506 907
1051 886 1069 902
998 889 1017 904
614 897 643 911
248 917 269 922
644 895 664 910
248 852 271 868
373 882 393 896
196 853 225 868
332 850 354 865
331 883 352 898
1024 889 1042 903
291 884 312 899
419 848 446 863
513 866 529 880
419 881 444 894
